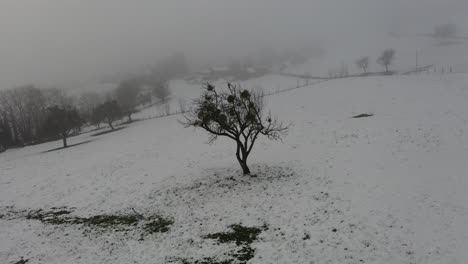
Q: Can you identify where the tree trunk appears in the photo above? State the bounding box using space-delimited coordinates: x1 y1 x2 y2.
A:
238 159 251 175
62 136 67 148
127 113 132 122
235 142 251 175
11 118 19 145
108 122 114 130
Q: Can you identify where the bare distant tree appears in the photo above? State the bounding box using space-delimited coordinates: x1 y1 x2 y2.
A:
0 85 47 143
377 49 395 73
42 106 83 148
0 105 14 148
355 56 369 73
78 92 103 122
178 98 187 113
0 90 19 145
152 80 171 103
114 79 141 122
183 83 288 175
92 101 122 130
339 63 349 77
42 88 74 109
0 86 81 146
137 91 152 106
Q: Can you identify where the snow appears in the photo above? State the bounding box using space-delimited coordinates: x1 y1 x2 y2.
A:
134 75 320 120
1 73 468 263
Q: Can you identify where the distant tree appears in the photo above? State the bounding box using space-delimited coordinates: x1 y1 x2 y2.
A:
178 98 187 113
183 83 288 175
152 80 171 103
433 24 457 39
0 112 11 150
0 90 18 146
338 63 349 77
377 49 395 73
78 92 103 122
137 91 152 106
90 107 103 129
356 56 369 73
42 88 74 109
115 79 141 122
42 106 83 148
0 85 48 144
93 101 122 130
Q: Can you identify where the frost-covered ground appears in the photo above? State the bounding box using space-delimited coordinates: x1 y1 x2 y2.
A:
1 74 468 263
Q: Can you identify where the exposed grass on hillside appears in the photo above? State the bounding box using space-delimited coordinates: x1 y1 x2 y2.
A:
173 224 268 264
2 206 173 236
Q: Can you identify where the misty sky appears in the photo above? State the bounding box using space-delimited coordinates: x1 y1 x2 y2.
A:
1 0 467 89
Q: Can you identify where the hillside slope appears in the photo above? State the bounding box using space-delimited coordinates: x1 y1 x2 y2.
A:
1 74 468 263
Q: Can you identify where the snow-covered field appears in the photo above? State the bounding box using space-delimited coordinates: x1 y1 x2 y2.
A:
133 74 318 120
285 34 468 77
1 74 468 263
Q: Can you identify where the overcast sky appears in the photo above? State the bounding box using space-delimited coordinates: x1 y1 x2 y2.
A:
1 0 467 89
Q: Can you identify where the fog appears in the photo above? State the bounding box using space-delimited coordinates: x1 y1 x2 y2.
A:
1 0 467 89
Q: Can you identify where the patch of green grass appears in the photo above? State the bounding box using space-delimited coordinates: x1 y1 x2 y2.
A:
80 214 140 227
11 257 29 264
173 224 267 264
200 224 268 264
233 245 255 263
10 207 172 236
205 224 266 246
186 258 233 264
143 217 174 234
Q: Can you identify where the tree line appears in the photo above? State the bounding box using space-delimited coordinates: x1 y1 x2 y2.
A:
327 49 396 79
0 78 172 150
0 53 188 150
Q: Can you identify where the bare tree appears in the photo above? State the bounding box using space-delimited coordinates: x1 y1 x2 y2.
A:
339 63 349 77
356 56 369 73
152 80 171 103
42 88 74 109
78 92 103 122
42 106 83 148
183 83 288 175
0 109 13 149
114 78 141 122
93 101 122 130
0 90 18 145
0 86 77 146
0 85 48 144
377 49 395 73
137 91 152 106
178 98 187 113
